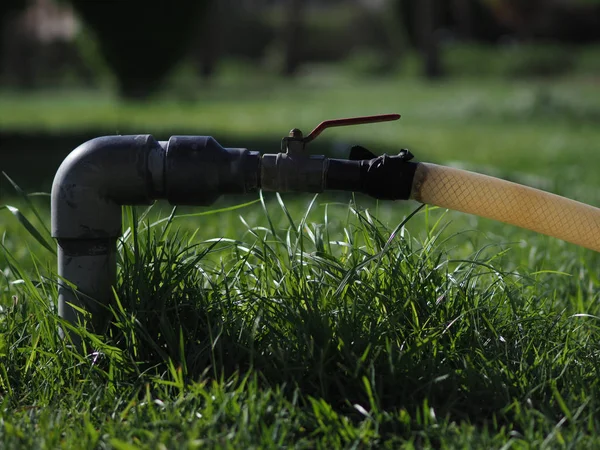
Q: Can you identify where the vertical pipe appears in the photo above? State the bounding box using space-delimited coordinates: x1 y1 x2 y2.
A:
52 135 159 343
57 239 116 338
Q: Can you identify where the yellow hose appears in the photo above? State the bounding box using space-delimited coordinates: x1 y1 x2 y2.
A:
410 163 600 252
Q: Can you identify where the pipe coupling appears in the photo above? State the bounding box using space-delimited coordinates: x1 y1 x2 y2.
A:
165 136 260 205
260 153 328 192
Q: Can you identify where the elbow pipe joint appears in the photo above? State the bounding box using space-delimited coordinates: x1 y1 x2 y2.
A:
51 135 164 240
52 135 164 333
51 135 260 238
52 134 259 335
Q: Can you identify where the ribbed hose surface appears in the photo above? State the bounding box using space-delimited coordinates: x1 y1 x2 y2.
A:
410 163 600 252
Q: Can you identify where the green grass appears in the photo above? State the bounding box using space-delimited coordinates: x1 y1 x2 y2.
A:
2 194 600 448
2 72 600 447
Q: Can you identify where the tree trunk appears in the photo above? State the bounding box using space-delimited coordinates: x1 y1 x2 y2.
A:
196 0 221 79
452 0 471 39
416 0 443 79
282 0 305 77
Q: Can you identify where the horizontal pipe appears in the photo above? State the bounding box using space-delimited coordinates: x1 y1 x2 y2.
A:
165 136 259 204
53 131 600 346
326 158 362 192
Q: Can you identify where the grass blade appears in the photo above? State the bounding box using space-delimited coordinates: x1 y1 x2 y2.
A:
2 171 52 238
1 205 56 255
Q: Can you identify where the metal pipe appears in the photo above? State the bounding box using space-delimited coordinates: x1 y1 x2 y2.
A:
51 129 422 340
57 238 116 333
52 135 161 335
50 114 412 340
51 116 600 346
51 135 259 337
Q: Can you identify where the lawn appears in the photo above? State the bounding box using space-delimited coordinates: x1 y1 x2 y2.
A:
1 71 600 447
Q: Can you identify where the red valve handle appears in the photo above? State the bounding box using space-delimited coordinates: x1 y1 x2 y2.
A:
303 113 400 143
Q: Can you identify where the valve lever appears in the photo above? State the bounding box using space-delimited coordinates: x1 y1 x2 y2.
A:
282 113 401 153
304 113 400 144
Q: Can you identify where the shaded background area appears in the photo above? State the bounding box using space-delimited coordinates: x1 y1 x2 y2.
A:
0 0 599 193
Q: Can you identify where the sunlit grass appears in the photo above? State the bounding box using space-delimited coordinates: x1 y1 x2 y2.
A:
2 182 600 446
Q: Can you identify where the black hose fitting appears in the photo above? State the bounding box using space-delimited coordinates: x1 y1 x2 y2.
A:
360 153 418 200
324 158 361 192
326 147 417 200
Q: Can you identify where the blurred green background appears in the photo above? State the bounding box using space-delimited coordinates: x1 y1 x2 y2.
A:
0 0 599 198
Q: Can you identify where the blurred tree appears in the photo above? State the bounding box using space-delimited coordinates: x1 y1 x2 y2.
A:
68 0 209 99
2 0 88 89
381 0 408 60
484 0 540 40
416 0 443 79
485 0 600 43
0 0 27 82
193 0 222 79
0 0 26 28
394 0 507 46
452 0 472 39
282 0 306 76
